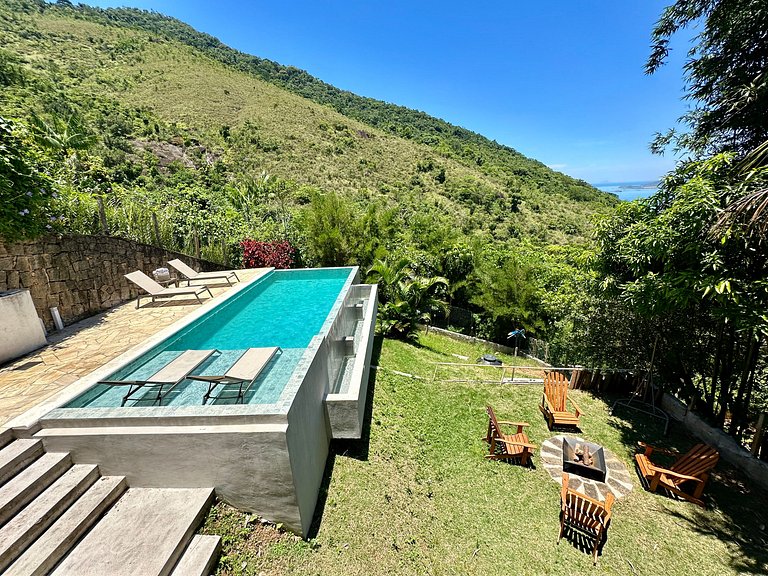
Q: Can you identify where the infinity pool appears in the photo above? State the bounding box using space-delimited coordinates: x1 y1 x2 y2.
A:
65 267 354 408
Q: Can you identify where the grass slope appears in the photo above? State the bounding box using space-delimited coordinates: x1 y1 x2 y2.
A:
1 0 617 244
202 332 768 575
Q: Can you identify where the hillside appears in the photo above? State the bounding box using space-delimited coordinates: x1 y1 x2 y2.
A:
0 0 616 249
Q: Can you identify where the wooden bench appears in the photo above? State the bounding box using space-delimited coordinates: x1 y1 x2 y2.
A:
483 405 536 466
635 442 719 507
539 371 582 429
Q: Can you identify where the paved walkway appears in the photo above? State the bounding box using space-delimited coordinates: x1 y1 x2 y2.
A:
0 269 264 427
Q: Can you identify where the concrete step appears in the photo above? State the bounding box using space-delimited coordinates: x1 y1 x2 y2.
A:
0 440 44 486
0 452 71 527
50 487 214 576
4 475 127 576
0 464 99 572
0 429 15 451
170 534 221 576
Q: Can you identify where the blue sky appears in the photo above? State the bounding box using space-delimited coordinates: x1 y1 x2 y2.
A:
87 1 694 183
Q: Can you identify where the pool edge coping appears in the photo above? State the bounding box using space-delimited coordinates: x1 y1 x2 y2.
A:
10 266 361 429
4 267 275 429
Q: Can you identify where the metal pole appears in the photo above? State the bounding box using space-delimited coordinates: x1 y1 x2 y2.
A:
151 212 161 246
96 196 108 234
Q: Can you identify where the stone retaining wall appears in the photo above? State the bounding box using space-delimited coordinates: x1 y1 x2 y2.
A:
661 393 768 491
0 235 226 330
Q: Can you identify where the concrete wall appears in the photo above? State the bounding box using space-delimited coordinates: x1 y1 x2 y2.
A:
34 421 305 531
326 284 378 439
286 337 333 536
0 235 225 330
661 393 768 491
0 289 47 364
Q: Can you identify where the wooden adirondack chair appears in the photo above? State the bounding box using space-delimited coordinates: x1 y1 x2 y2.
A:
559 472 614 565
539 371 582 429
635 442 719 507
484 405 537 466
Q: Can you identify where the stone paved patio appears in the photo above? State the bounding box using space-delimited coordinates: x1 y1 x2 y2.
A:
0 269 264 427
540 434 634 501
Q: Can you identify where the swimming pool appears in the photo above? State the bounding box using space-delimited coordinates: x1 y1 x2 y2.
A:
65 267 354 408
24 266 377 536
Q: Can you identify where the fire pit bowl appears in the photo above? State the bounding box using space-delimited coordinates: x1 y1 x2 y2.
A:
562 437 607 482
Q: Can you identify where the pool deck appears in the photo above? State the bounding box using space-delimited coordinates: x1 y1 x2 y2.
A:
0 269 267 427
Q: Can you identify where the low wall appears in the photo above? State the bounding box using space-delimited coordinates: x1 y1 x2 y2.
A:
661 393 768 491
0 235 225 330
0 289 47 364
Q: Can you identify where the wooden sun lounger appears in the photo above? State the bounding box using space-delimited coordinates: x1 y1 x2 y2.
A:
188 347 281 404
168 259 240 286
99 349 216 406
125 271 213 308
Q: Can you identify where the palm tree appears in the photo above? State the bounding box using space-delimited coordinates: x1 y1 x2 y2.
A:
367 257 448 340
28 111 95 158
366 257 411 303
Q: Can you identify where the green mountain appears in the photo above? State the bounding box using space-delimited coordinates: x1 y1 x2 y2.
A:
1 0 616 254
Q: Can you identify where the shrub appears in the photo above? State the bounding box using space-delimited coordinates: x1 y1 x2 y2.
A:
240 239 295 269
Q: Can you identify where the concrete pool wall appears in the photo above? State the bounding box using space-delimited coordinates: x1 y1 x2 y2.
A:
9 267 378 536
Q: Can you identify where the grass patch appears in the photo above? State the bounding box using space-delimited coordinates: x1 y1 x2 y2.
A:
201 332 768 575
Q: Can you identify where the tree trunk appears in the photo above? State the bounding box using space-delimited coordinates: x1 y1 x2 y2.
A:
715 324 736 429
730 329 758 440
707 321 726 415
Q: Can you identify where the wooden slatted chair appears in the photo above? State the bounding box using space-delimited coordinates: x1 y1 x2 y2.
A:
635 442 719 507
559 472 614 565
483 405 537 466
539 371 582 429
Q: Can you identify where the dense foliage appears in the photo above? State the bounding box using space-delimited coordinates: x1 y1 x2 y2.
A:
366 258 448 340
0 116 54 241
647 0 768 156
1 0 765 441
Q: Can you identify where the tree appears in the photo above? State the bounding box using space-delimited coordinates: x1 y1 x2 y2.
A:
297 191 360 267
367 258 448 340
648 0 768 156
590 154 768 437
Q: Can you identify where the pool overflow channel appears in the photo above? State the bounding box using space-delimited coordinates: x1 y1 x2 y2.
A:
18 267 378 537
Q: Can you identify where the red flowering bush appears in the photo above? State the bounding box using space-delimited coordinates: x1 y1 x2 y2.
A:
240 239 295 269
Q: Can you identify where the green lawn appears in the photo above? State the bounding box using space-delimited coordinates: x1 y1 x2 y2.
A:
202 332 768 575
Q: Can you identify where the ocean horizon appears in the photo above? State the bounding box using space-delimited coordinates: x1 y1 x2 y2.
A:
592 180 658 201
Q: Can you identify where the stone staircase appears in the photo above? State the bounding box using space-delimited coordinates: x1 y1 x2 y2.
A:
0 429 220 576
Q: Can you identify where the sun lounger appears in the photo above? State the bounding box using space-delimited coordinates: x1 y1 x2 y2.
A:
99 349 216 406
125 270 213 308
188 347 281 404
167 259 240 286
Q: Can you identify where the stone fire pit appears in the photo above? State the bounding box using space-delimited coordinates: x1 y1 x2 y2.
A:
541 435 633 501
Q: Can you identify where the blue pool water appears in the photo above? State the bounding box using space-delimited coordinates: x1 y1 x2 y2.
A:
66 268 353 408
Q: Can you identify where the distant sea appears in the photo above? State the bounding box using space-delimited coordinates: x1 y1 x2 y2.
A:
593 180 659 201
